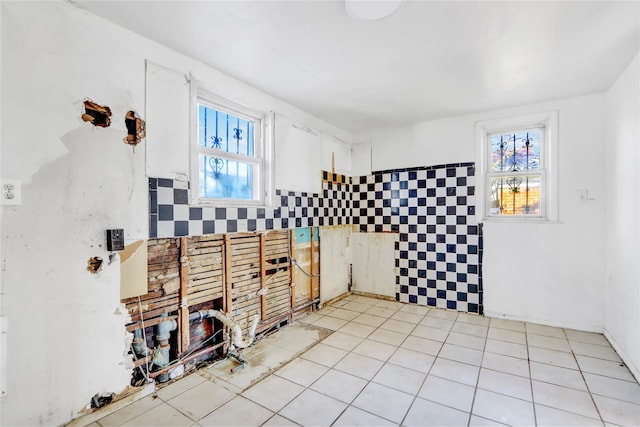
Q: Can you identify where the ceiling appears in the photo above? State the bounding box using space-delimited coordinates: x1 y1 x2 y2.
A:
73 0 640 133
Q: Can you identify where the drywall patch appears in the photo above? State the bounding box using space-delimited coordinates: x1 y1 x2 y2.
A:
87 256 104 274
123 111 145 146
81 100 112 127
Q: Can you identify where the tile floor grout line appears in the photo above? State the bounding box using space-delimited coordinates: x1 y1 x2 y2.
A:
525 320 539 427
565 327 607 426
399 308 458 427
325 305 404 427
466 315 490 427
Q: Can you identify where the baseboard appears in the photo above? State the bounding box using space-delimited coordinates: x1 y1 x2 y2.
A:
603 329 640 383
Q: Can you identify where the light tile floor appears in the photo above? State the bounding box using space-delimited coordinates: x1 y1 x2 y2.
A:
94 294 640 426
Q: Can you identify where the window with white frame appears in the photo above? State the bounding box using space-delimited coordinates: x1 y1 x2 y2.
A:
191 86 272 206
476 112 558 221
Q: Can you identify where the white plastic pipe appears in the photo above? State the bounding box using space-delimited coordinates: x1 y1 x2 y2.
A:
198 310 259 349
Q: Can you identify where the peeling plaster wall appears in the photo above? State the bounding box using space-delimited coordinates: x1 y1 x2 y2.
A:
0 2 351 425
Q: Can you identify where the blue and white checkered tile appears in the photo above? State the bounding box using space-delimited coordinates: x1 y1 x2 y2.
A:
149 175 351 239
354 163 482 314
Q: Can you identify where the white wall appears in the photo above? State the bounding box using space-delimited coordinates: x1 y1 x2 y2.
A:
355 94 608 332
352 232 397 298
604 52 640 381
0 2 350 425
319 226 352 304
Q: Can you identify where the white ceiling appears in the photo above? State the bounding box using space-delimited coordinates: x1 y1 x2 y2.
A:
73 0 640 133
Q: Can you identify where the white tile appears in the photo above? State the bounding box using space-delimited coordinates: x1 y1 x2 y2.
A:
399 303 430 316
300 343 348 367
456 312 490 327
341 301 373 313
484 338 528 359
487 327 526 344
334 352 385 380
261 414 300 426
352 382 414 423
564 329 610 346
527 333 572 352
309 369 368 403
532 380 600 420
365 306 398 319
380 318 417 334
390 311 424 324
530 361 587 391
430 358 480 387
121 402 195 426
338 321 376 338
352 312 387 327
373 363 426 395
477 368 532 401
570 341 621 362
299 312 323 324
97 395 163 426
472 389 535 426
452 322 488 337
445 331 486 350
326 307 360 321
279 389 347 427
353 339 397 361
576 354 637 381
400 335 443 356
426 308 459 321
468 415 507 426
368 327 408 346
481 352 530 378
535 404 603 426
312 315 349 331
420 316 455 331
404 398 470 427
374 299 402 310
333 406 396 426
155 373 207 401
419 375 475 412
241 375 304 412
526 322 566 338
584 373 640 404
321 331 364 351
275 358 328 387
489 317 525 332
166 380 236 421
592 394 640 426
198 396 273 426
410 325 449 342
388 347 435 373
439 343 483 366
529 346 578 369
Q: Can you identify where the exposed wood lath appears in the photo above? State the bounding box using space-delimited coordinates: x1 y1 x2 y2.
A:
122 229 319 380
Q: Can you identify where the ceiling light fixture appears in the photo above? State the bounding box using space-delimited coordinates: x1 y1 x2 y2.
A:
345 0 403 21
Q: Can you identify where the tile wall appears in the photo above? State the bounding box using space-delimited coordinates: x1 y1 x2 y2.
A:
148 165 483 314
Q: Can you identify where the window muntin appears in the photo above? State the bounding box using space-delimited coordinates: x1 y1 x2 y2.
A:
196 101 263 203
486 128 545 218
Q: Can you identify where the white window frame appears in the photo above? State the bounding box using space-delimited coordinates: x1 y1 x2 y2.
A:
476 111 559 222
190 78 274 207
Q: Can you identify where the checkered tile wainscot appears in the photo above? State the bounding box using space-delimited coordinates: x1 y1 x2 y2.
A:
352 163 482 314
149 164 483 314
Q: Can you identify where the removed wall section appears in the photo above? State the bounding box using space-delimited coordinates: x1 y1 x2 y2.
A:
125 230 311 383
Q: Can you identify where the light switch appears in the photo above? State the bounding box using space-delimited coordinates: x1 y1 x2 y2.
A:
1 179 21 205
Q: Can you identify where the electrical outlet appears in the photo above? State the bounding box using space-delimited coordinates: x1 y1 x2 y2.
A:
1 179 21 205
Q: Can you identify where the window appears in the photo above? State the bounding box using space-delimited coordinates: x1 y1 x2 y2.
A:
191 85 273 206
476 112 558 221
